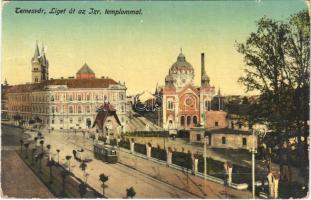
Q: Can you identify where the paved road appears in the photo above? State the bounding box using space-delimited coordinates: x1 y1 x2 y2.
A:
1 125 53 198
27 128 198 198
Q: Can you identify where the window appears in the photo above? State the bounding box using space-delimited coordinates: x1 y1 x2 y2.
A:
78 118 82 123
205 100 211 111
51 107 55 113
51 119 54 124
167 100 174 110
60 118 63 123
238 122 242 129
196 134 201 141
215 121 219 127
231 121 234 129
104 95 107 101
35 77 38 82
222 137 226 144
86 106 90 113
180 116 185 126
70 118 73 123
187 116 191 126
86 94 90 101
243 138 247 146
69 95 73 101
77 106 82 113
193 116 198 125
78 95 81 101
51 96 54 101
69 106 73 113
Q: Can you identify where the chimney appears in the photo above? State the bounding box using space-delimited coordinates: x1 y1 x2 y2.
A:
201 53 205 80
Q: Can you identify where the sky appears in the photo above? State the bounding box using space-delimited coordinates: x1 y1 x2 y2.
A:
1 0 308 95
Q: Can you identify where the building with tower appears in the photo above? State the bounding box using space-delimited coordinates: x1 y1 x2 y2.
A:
5 42 127 133
162 51 227 130
32 42 49 83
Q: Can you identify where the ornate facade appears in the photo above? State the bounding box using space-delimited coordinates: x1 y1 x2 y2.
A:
162 51 227 130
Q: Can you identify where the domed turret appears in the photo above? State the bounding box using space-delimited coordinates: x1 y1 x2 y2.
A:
169 52 194 75
165 74 174 86
165 49 194 89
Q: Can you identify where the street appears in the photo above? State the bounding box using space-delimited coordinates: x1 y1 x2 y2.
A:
1 124 254 198
1 125 53 198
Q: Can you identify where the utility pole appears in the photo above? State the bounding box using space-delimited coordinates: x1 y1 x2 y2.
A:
204 136 207 196
252 129 257 199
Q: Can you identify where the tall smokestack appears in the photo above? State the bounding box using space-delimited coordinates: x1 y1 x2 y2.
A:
201 53 205 80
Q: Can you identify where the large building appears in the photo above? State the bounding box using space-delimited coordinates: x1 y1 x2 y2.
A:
162 51 227 130
6 43 127 133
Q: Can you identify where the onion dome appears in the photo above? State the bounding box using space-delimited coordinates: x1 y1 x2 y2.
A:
169 52 194 75
165 74 174 86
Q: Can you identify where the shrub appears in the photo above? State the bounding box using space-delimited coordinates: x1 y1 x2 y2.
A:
134 143 147 155
151 146 167 161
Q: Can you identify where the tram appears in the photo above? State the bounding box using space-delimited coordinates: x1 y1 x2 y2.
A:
93 142 118 164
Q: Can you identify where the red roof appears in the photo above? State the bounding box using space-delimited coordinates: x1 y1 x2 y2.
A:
6 78 118 93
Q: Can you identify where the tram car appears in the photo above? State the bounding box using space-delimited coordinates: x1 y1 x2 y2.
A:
93 142 118 164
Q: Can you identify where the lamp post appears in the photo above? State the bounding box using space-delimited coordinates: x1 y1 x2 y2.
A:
204 136 208 196
251 129 257 199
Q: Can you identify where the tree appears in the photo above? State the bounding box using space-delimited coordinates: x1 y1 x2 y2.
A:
46 144 51 160
34 137 38 149
99 173 109 196
39 140 44 152
31 148 36 165
61 169 69 196
23 143 30 159
78 183 87 198
47 158 55 184
20 139 24 153
36 152 44 173
65 155 72 172
56 149 60 164
286 10 310 169
126 187 136 198
80 161 87 183
236 10 310 180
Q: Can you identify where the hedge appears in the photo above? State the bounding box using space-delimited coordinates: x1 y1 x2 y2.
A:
126 131 169 137
134 143 147 155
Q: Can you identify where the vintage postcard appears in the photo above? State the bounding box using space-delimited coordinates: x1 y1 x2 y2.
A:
1 0 310 199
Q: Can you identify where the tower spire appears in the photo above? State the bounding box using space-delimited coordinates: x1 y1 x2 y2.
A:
33 40 40 59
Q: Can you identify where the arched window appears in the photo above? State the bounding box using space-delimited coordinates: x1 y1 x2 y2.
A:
180 116 185 126
86 106 90 113
193 116 198 125
187 116 191 126
69 106 73 113
77 106 82 113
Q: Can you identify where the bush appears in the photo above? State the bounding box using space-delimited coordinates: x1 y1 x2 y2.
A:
134 143 146 155
126 131 169 137
110 139 117 146
119 140 130 150
172 151 192 169
151 146 167 161
177 130 189 138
